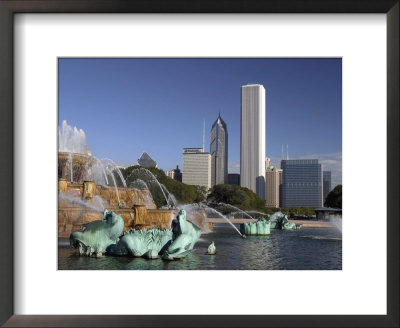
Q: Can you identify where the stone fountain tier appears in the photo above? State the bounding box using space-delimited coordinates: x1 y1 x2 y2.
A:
58 206 176 238
59 180 157 209
58 152 94 184
58 180 210 238
58 179 163 237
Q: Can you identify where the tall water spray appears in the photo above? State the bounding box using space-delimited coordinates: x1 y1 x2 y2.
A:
59 120 90 154
58 121 127 196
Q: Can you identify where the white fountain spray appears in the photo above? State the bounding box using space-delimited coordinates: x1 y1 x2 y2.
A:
92 157 109 185
59 193 104 212
243 210 268 216
105 165 121 206
127 168 170 207
59 120 89 154
162 184 177 208
330 215 342 233
101 158 127 188
199 204 243 237
216 202 254 219
68 153 73 182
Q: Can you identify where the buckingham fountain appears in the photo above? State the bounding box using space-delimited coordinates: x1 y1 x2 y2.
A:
58 121 210 260
59 121 308 264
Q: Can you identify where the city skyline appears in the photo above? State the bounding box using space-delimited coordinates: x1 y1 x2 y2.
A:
58 58 342 187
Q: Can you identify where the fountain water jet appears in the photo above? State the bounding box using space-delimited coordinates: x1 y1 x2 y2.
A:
330 216 342 232
68 153 73 182
101 158 127 188
200 204 243 237
216 202 254 220
105 166 121 206
245 210 268 216
59 193 104 212
127 168 170 207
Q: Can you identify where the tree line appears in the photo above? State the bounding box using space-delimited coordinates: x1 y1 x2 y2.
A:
120 165 342 216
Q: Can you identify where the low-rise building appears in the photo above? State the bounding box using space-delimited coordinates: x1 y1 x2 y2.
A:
182 148 211 190
265 166 282 208
166 165 182 182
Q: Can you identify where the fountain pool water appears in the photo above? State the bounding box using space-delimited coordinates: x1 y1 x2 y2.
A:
59 224 342 270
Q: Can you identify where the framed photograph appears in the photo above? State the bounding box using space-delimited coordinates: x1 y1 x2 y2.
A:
0 0 398 327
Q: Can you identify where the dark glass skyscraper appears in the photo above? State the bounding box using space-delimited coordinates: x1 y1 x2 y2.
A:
210 114 228 186
323 171 332 203
281 159 323 208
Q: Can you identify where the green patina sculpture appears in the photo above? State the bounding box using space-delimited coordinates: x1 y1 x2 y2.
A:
269 213 301 230
70 209 201 260
105 209 201 261
207 241 216 255
70 209 124 257
240 218 271 235
106 228 173 260
162 209 201 260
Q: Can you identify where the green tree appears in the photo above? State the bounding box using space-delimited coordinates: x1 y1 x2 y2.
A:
120 165 206 208
207 184 266 212
324 184 342 208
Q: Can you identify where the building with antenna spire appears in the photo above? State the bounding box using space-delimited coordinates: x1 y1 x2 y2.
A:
210 113 228 186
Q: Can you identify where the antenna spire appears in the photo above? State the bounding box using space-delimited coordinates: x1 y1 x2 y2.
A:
287 144 289 160
282 144 284 160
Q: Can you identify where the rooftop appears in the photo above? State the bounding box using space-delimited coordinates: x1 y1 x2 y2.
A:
137 152 157 168
314 207 342 212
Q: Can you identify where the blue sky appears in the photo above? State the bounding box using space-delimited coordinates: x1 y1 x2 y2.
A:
59 58 342 186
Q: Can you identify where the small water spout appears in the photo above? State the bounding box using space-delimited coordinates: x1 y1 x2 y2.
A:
106 165 121 206
245 210 268 216
68 152 73 182
59 193 104 212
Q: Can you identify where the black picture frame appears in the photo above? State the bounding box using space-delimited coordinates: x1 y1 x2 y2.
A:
0 1 398 327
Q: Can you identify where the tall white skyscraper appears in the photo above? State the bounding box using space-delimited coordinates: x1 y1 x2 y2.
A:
240 84 266 199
